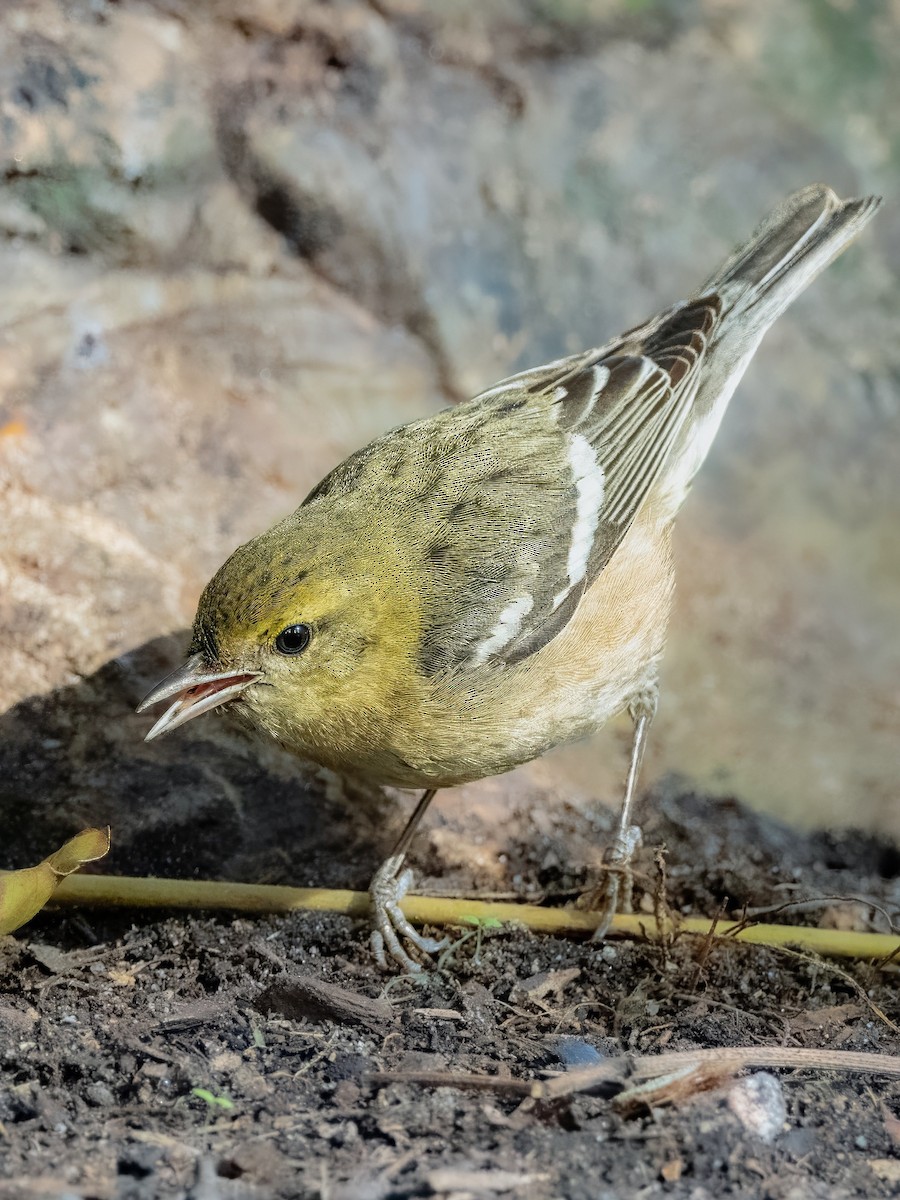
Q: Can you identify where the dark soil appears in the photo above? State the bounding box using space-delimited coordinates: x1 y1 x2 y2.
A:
2 771 899 1200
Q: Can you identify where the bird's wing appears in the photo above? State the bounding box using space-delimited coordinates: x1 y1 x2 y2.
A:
412 296 722 674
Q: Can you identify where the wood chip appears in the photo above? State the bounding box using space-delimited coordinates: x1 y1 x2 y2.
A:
256 973 393 1031
153 997 230 1032
412 1007 465 1021
426 1168 549 1193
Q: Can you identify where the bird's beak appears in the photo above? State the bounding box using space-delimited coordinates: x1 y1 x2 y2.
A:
136 653 261 742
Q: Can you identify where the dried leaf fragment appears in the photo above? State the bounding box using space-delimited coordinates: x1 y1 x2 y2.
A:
0 828 110 935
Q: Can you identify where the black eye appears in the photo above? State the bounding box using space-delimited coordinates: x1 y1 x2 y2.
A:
275 624 312 655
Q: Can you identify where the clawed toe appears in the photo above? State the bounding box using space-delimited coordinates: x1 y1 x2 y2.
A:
369 856 448 972
581 823 643 942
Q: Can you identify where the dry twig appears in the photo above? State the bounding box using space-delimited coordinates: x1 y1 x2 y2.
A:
370 1046 900 1106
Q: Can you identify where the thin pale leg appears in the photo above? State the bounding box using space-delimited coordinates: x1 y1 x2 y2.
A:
590 684 658 940
369 788 450 972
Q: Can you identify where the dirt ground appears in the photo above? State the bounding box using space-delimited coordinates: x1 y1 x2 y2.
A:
1 781 899 1200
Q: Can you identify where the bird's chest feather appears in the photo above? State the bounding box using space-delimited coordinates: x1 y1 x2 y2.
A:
354 511 675 788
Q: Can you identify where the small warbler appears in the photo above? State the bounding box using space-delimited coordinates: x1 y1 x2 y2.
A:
139 184 880 971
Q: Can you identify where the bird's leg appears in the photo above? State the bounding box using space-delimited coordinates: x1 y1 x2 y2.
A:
369 788 450 972
588 682 658 940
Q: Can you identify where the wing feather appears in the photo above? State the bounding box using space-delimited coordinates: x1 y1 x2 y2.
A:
307 296 724 675
463 296 722 669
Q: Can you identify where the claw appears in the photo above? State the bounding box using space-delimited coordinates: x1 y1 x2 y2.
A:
586 824 643 942
369 855 449 972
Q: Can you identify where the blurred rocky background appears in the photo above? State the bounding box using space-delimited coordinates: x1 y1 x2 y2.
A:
0 0 897 885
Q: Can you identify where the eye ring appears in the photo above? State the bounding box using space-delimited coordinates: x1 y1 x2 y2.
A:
275 624 312 655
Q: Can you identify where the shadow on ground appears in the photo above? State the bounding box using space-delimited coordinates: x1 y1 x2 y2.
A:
0 635 391 891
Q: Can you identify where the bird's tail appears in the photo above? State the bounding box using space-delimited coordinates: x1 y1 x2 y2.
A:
654 184 880 515
700 183 882 335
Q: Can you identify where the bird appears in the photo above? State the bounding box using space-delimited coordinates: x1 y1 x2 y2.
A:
138 183 880 971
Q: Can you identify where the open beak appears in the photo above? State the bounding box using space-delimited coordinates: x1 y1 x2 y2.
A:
136 653 261 742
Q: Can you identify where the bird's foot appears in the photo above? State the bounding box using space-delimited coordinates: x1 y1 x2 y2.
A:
578 824 643 941
368 854 449 973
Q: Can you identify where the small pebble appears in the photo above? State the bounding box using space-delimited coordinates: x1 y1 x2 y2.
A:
85 1082 116 1108
556 1036 604 1067
727 1072 786 1143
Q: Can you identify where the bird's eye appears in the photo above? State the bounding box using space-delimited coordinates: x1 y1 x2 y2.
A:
274 624 312 655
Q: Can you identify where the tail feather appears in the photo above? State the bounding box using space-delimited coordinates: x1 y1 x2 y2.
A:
700 184 882 332
653 184 880 515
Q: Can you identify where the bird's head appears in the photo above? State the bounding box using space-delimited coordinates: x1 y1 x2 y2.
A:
137 507 423 765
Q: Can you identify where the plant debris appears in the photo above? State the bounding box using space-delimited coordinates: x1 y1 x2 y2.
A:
0 828 110 934
256 972 395 1032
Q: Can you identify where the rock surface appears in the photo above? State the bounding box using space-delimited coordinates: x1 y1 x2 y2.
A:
1 0 898 889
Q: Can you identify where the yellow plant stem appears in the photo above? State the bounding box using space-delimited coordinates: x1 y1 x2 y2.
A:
49 874 899 962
